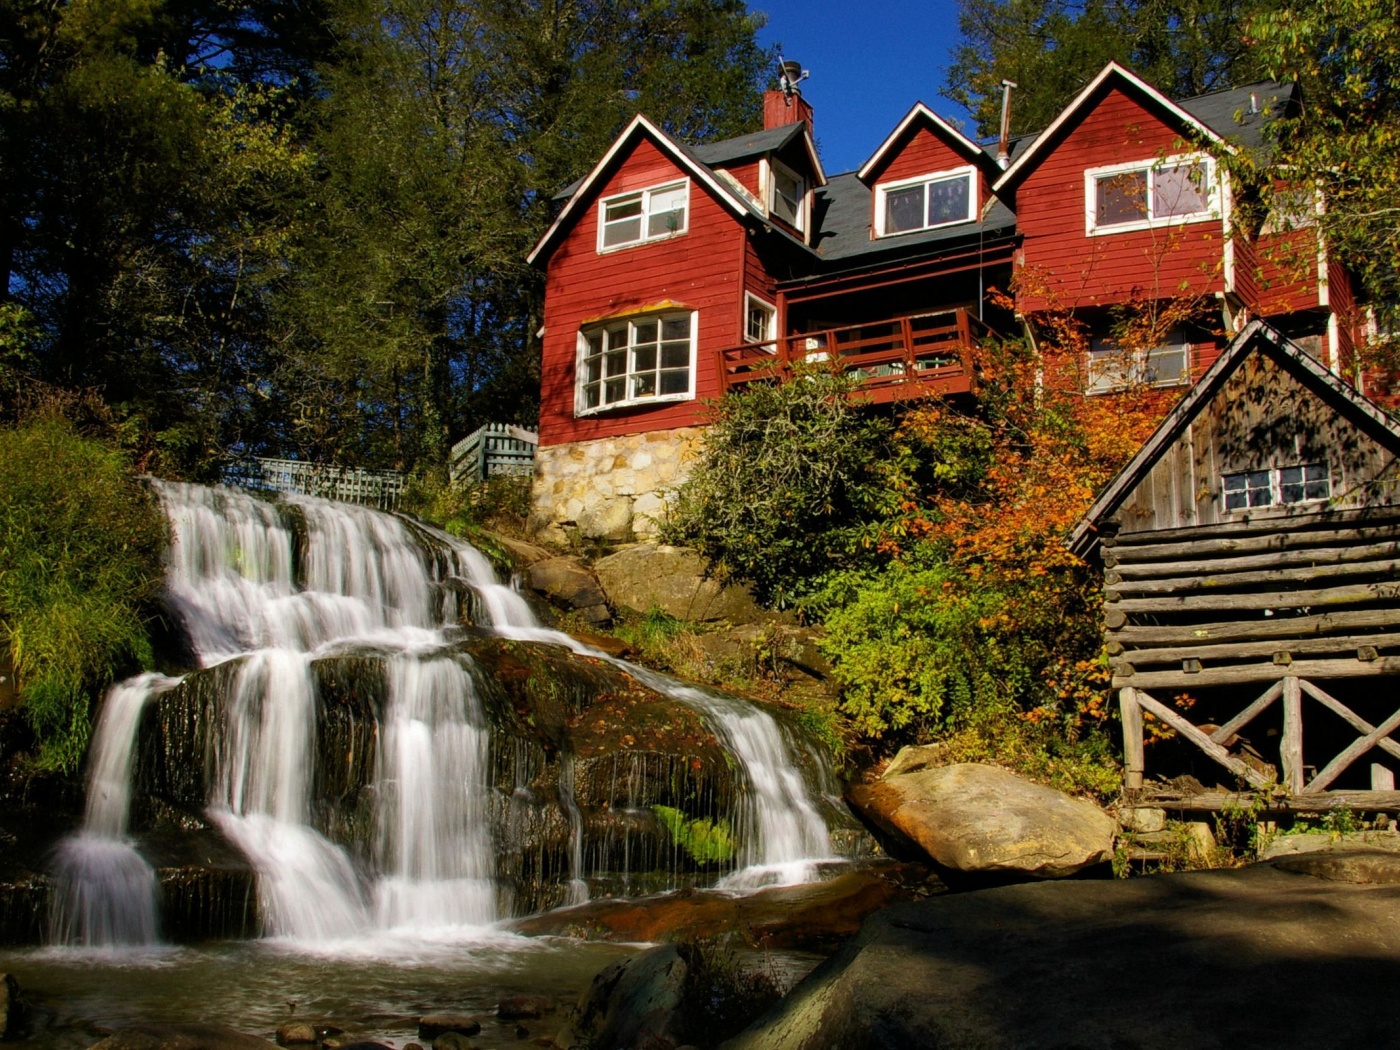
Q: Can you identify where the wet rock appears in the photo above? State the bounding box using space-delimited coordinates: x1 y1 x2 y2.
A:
514 1025 529 1039
527 557 609 619
88 1023 277 1049
566 631 633 658
494 535 556 567
497 996 554 1021
323 1037 391 1050
558 945 688 1050
510 866 930 951
274 1021 317 1046
431 1034 474 1050
722 864 1400 1050
593 545 765 623
848 763 1115 879
418 1015 481 1040
879 743 949 779
0 972 29 1040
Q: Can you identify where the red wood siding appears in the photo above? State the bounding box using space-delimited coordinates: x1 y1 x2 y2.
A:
538 139 748 447
744 235 775 308
1248 228 1322 316
1015 88 1227 314
719 159 762 201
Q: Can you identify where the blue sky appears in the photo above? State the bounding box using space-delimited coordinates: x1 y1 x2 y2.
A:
754 0 976 175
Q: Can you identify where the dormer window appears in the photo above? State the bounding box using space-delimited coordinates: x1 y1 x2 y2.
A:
1085 155 1217 235
768 159 806 231
875 166 976 237
598 180 689 251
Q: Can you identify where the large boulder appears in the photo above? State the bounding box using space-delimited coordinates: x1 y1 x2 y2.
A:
526 555 610 624
0 973 28 1040
722 860 1400 1050
593 545 765 624
847 763 1115 879
553 944 689 1050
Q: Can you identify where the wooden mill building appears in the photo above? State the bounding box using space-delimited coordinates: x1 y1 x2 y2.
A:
1070 321 1400 809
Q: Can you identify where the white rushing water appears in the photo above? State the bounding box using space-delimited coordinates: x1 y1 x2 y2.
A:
53 480 836 946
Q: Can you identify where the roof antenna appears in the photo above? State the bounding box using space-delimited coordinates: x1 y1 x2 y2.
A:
997 79 1018 169
778 56 809 105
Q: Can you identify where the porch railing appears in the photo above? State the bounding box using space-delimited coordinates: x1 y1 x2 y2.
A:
715 308 988 400
722 308 985 403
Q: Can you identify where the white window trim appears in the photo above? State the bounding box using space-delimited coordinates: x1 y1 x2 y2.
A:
874 165 977 239
596 179 690 254
761 157 808 234
1084 153 1219 237
744 293 778 348
1085 338 1191 394
1221 463 1331 513
574 310 699 416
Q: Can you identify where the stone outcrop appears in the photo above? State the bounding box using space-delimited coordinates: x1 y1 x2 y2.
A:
593 545 765 624
529 427 704 543
552 945 690 1050
526 555 610 624
847 762 1115 879
0 973 28 1040
88 1023 277 1049
722 858 1400 1050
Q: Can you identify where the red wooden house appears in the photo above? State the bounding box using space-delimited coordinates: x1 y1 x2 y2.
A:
526 62 1368 543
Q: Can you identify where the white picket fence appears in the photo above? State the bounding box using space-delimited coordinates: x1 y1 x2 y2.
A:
223 457 408 510
450 424 538 483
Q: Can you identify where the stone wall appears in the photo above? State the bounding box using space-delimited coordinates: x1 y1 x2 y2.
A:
529 426 705 543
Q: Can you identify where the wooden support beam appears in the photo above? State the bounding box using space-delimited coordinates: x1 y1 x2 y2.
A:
1282 677 1304 793
1113 633 1400 670
1115 657 1400 689
1108 580 1400 615
1139 789 1400 814
1108 557 1400 598
1306 705 1400 792
1108 608 1400 648
1374 765 1395 791
1111 540 1400 580
1133 689 1273 789
1211 680 1284 743
1297 679 1400 766
1121 688 1144 793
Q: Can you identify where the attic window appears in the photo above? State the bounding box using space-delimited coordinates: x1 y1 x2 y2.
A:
1222 464 1331 512
875 167 976 237
598 180 689 251
768 159 806 231
1085 155 1217 235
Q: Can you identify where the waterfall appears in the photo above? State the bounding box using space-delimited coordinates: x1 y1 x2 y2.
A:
52 481 838 947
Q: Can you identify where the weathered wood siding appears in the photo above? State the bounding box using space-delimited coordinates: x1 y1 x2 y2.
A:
1112 351 1399 536
538 138 748 448
1015 87 1227 314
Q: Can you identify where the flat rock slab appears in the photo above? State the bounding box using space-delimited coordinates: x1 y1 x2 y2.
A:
509 867 931 952
848 763 1116 878
722 859 1400 1050
89 1023 277 1050
593 545 764 624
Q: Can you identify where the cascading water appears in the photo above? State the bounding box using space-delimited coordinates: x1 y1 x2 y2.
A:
52 480 840 947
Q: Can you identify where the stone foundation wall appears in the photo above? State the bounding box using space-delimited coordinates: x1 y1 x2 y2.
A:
529 426 705 543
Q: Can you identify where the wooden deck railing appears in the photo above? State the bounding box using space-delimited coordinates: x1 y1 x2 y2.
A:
223 457 408 510
715 308 988 402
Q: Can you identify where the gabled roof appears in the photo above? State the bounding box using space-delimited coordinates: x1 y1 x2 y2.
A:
692 122 827 186
857 102 1000 183
994 62 1234 193
1067 321 1400 559
527 114 762 266
1177 81 1297 153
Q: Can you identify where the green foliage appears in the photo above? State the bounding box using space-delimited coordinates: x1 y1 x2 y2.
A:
653 805 736 865
0 417 167 771
944 0 1268 137
674 937 784 1045
662 368 914 608
401 472 532 539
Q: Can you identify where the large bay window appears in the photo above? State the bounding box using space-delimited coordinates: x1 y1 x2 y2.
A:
1086 155 1217 234
597 180 689 251
578 312 696 413
876 166 975 236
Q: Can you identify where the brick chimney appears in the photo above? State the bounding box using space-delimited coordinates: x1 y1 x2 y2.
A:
763 89 813 136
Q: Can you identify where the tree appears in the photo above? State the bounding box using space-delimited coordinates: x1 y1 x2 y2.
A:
1244 0 1400 339
945 0 1268 137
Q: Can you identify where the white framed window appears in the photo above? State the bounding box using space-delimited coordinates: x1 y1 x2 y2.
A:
577 311 696 413
875 166 976 237
1086 334 1190 393
597 180 689 252
1085 154 1218 235
765 159 807 232
1222 463 1331 512
744 294 777 346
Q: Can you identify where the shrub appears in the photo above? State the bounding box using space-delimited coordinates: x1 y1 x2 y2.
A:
0 417 167 771
661 367 913 609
